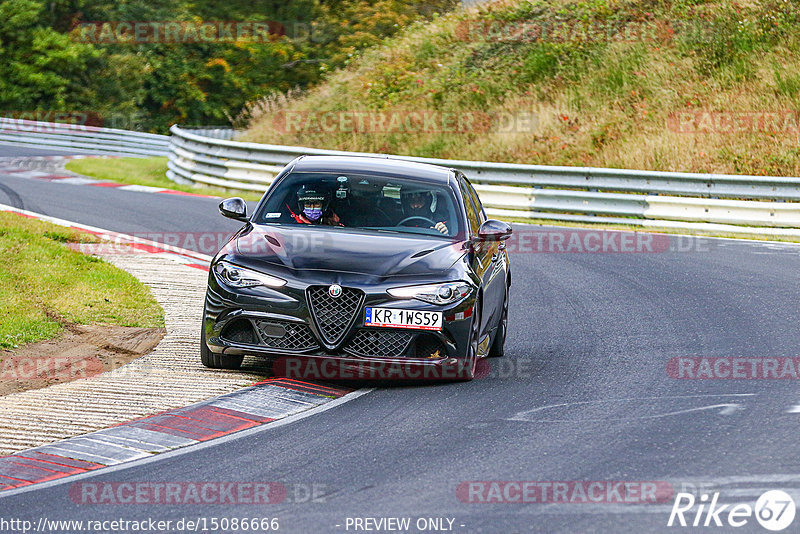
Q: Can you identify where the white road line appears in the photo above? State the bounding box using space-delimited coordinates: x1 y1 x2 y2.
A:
510 394 756 422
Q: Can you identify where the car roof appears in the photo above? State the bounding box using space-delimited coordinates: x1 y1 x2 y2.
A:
290 155 455 184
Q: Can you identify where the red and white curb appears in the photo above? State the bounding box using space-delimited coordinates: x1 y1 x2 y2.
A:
0 379 354 492
0 156 218 199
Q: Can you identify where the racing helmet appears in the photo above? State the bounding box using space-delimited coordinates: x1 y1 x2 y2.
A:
400 185 437 214
296 185 331 212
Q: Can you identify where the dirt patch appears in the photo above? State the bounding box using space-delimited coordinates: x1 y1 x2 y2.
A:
0 324 165 396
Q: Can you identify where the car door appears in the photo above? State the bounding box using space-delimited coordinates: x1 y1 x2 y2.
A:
463 175 506 341
457 174 495 351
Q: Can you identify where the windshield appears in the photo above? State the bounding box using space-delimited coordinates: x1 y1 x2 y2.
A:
255 171 463 239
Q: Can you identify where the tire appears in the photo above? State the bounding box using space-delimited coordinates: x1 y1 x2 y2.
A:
200 328 244 370
458 297 481 381
489 283 509 358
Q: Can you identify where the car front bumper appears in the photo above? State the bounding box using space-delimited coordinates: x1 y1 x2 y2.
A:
202 274 475 376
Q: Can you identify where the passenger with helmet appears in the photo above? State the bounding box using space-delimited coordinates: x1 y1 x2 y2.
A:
399 186 449 234
287 185 343 226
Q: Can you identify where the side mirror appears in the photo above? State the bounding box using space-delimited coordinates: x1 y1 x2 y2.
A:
219 197 248 222
477 219 512 241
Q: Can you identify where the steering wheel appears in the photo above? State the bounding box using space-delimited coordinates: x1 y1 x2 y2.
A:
398 216 436 227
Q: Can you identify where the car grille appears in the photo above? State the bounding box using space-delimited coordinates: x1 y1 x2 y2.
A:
414 333 446 359
307 286 364 346
344 329 413 358
254 320 318 351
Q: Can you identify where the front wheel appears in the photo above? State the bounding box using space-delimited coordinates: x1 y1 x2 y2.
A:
489 283 509 358
458 298 481 381
200 329 243 370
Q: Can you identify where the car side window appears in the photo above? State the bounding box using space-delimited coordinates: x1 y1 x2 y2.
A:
464 178 486 225
458 177 480 236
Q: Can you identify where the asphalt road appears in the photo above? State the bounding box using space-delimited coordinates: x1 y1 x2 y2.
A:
0 163 248 240
0 142 95 158
2 150 800 533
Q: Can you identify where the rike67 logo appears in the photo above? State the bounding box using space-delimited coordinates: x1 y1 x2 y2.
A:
668 490 796 531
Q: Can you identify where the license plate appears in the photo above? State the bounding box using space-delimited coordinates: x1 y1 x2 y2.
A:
365 307 442 331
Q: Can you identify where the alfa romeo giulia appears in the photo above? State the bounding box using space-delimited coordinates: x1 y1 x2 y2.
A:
201 155 511 380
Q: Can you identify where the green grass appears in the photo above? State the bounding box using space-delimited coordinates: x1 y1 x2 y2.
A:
0 213 164 349
241 0 800 177
65 157 264 202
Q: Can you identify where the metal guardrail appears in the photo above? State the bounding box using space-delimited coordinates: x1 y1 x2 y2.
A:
6 119 796 235
168 125 800 236
0 118 169 157
181 127 238 141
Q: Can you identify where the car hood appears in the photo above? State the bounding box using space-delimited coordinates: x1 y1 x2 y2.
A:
234 225 466 276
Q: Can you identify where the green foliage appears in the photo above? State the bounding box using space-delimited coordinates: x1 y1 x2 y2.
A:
0 0 102 110
0 0 458 132
774 68 800 100
520 43 566 83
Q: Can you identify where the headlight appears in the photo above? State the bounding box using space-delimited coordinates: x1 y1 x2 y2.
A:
213 261 286 288
387 281 471 305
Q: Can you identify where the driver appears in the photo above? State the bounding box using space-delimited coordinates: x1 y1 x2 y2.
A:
287 185 343 226
399 186 448 234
